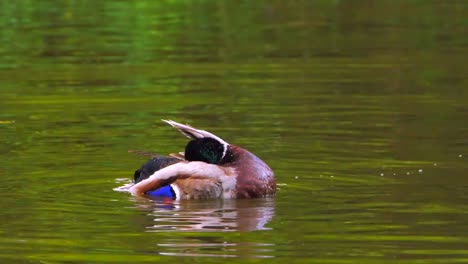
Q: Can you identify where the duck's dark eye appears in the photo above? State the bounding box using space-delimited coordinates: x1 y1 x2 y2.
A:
185 138 224 164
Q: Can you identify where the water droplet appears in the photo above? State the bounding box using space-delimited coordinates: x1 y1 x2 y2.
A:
418 169 423 173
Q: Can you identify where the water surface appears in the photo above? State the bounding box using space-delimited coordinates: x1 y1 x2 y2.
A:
1 1 467 263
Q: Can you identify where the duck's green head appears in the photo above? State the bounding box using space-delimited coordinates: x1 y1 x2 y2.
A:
185 138 225 164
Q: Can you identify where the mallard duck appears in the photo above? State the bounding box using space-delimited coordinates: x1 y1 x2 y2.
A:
129 120 276 199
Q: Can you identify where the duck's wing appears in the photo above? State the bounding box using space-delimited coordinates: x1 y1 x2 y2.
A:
162 119 230 159
129 161 235 197
162 120 229 146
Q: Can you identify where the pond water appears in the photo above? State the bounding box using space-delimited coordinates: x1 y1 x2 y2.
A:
1 1 467 263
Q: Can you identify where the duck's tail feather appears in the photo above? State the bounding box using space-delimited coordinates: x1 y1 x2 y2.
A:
128 150 160 157
169 152 185 160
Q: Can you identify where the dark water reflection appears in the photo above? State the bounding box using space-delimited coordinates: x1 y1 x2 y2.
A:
1 1 468 263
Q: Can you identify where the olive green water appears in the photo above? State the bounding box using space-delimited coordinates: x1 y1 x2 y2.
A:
1 1 467 263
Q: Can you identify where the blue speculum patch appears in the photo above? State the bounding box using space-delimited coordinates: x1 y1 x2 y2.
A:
145 185 175 198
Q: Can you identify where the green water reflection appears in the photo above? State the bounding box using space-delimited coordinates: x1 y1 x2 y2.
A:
1 1 467 263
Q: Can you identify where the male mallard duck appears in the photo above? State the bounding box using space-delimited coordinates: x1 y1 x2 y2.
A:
129 120 276 199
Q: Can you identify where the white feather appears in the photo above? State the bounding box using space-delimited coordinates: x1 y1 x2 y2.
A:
170 183 181 200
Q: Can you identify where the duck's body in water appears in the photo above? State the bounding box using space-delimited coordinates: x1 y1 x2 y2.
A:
129 120 276 200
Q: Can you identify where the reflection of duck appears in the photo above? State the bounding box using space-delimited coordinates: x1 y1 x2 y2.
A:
129 120 276 199
133 197 275 232
127 197 276 258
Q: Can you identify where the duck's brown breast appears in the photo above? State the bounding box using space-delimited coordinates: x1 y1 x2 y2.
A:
222 145 276 198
